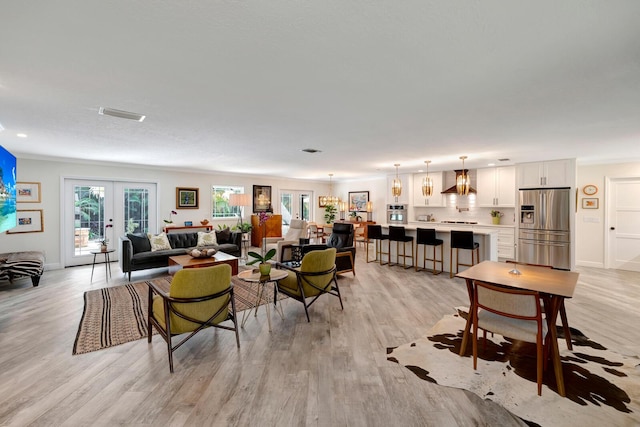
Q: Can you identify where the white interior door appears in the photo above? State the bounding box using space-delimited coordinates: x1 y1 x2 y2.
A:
64 179 157 267
606 177 640 272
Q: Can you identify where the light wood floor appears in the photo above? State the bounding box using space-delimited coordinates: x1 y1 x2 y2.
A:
1 247 638 426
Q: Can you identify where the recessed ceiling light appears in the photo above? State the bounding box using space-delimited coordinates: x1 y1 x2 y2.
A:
487 163 495 166
16 133 27 138
302 148 322 153
99 107 145 122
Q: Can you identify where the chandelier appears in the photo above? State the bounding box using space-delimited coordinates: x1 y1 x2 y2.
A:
456 156 470 196
421 160 433 197
320 174 339 206
391 163 402 201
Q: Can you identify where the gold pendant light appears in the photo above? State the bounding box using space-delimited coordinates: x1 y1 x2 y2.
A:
391 163 402 202
456 156 470 196
421 160 433 197
320 173 339 206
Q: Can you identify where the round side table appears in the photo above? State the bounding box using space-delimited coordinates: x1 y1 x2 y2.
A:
238 268 287 332
90 249 115 282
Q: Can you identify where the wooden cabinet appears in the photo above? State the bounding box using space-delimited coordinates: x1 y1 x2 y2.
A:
412 172 444 207
517 159 575 188
387 173 411 205
476 166 515 207
474 226 515 260
251 214 282 247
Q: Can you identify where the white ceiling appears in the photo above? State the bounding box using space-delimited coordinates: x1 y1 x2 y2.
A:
1 1 639 181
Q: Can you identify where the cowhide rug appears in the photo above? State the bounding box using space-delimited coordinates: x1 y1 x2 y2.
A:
387 312 640 427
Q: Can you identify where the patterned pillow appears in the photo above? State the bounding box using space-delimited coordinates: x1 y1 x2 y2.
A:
147 232 171 251
197 231 217 246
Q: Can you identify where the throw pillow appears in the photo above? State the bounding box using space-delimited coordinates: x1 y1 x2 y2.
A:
147 232 171 251
127 233 151 254
216 227 231 244
197 231 217 246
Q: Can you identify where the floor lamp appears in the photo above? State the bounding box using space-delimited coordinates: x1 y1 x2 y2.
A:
228 193 252 230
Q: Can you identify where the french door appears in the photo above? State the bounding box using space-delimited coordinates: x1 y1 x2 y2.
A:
63 178 157 266
279 190 311 230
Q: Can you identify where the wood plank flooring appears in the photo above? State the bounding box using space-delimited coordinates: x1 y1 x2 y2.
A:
0 248 638 426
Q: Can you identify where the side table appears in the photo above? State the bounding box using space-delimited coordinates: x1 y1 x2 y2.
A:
90 249 115 282
237 268 287 332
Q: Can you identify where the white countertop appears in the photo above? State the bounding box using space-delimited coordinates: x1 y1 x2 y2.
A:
379 223 502 235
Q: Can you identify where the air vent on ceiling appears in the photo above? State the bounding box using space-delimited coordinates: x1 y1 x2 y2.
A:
498 158 510 162
99 107 146 122
302 148 322 153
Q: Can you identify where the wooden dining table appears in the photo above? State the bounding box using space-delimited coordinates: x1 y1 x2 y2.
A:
455 260 580 397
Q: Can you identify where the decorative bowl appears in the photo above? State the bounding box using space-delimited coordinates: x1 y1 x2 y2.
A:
200 219 210 225
186 247 217 258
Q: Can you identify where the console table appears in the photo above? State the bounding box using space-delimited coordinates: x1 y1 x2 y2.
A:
163 225 213 234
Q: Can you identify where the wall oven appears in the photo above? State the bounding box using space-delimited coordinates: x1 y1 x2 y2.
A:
387 204 408 224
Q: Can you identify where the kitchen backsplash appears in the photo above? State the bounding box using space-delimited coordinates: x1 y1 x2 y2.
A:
413 195 516 225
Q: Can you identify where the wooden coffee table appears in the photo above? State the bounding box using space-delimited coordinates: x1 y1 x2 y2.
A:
168 252 239 276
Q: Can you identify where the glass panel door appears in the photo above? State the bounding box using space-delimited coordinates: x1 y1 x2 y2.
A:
280 190 311 232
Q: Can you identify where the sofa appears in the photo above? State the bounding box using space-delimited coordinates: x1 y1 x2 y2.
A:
119 229 241 281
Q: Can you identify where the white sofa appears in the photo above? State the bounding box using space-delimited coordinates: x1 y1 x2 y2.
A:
264 219 308 262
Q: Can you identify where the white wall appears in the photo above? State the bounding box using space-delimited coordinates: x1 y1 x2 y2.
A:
576 161 640 268
0 158 333 270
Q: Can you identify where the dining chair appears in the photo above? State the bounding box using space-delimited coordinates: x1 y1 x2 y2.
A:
472 280 548 396
506 260 573 350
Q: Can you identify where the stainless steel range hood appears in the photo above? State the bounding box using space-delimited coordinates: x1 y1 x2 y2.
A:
441 169 477 194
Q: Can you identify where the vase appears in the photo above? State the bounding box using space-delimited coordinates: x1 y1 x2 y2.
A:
492 217 500 225
259 263 271 276
100 244 108 252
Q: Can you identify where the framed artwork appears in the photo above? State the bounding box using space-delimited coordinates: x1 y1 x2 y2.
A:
348 191 369 212
318 197 327 208
16 182 41 203
6 209 44 233
176 187 199 209
253 185 273 213
582 198 599 209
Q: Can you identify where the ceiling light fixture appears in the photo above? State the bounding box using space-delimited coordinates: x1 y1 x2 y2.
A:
320 173 339 206
421 160 433 197
391 163 402 202
98 107 146 122
456 156 470 196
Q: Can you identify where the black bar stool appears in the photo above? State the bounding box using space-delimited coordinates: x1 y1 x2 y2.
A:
388 226 414 269
450 230 479 278
415 228 444 275
366 225 389 265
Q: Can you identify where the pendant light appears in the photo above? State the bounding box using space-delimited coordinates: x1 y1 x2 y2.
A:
391 163 402 202
320 174 339 206
421 160 433 197
456 156 470 196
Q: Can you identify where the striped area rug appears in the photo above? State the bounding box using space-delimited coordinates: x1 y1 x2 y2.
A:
72 274 286 355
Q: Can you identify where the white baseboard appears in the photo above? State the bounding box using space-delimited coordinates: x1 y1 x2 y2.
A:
575 260 604 269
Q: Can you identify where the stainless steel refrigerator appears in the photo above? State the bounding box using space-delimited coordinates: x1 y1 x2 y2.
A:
518 188 571 270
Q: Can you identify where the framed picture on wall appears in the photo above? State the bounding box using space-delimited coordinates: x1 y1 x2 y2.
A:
582 198 599 209
253 185 273 213
6 209 44 233
318 197 327 208
176 187 199 209
16 182 41 203
348 191 369 212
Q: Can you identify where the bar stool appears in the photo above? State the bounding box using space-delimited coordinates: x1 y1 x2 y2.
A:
450 230 480 278
366 225 389 264
388 226 414 269
415 228 444 275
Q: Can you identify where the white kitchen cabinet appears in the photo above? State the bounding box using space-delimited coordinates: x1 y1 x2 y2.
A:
387 173 412 205
517 159 575 188
476 166 515 207
412 171 444 207
474 225 515 260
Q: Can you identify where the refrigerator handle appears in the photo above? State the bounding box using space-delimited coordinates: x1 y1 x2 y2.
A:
540 192 546 227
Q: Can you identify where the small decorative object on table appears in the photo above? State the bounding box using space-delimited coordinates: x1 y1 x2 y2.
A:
187 247 218 258
164 210 178 225
200 219 210 225
184 221 193 226
490 210 503 225
259 263 271 276
247 247 276 275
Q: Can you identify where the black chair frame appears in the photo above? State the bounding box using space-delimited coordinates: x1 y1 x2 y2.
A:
449 230 480 278
147 281 240 373
415 228 444 275
366 225 389 264
388 226 414 269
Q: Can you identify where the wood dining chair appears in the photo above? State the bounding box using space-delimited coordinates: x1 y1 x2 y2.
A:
472 280 548 396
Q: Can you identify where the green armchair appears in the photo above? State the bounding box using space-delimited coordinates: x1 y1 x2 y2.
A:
277 248 343 321
147 264 240 372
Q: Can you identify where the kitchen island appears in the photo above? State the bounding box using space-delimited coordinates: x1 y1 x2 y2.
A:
377 223 501 274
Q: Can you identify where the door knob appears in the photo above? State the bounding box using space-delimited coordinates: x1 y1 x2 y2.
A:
610 227 615 230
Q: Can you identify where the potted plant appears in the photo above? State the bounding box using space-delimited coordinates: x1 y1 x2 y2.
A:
349 211 358 222
324 204 337 224
490 210 504 225
247 248 276 275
